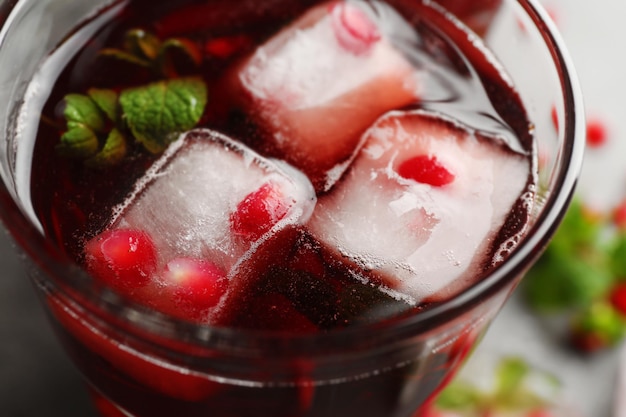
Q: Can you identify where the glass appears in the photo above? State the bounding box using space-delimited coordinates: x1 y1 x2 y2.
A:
0 0 584 416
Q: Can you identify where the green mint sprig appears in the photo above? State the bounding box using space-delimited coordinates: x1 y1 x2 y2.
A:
435 357 559 415
522 197 626 352
57 77 207 166
55 27 207 166
100 29 202 78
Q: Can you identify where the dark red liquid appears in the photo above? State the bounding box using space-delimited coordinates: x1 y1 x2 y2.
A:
28 0 530 416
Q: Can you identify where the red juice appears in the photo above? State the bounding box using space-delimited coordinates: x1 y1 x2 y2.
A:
25 0 535 415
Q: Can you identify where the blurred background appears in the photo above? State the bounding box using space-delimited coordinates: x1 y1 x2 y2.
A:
0 0 624 416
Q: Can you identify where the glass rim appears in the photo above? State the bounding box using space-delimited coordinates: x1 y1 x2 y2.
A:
0 0 585 358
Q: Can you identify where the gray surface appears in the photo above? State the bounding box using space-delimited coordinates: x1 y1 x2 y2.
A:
0 230 96 417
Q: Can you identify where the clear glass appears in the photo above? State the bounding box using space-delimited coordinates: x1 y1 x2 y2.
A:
0 1 584 416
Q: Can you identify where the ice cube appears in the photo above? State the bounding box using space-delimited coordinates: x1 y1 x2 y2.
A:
306 110 532 304
100 129 316 319
228 1 420 191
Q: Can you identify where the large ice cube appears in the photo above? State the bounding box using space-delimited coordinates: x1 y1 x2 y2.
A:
99 129 316 319
111 129 316 271
307 110 532 304
228 1 420 191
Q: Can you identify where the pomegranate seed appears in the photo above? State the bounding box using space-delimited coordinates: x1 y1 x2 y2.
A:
527 409 555 417
550 105 559 132
230 182 291 240
611 283 626 315
397 155 455 187
164 257 227 314
205 35 250 59
614 199 626 231
85 229 157 292
330 2 381 55
586 117 608 148
569 328 607 353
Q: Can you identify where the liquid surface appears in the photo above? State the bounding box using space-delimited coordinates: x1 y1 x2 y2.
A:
24 0 535 330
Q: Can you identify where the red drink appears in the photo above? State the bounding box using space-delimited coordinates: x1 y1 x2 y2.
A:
8 0 555 416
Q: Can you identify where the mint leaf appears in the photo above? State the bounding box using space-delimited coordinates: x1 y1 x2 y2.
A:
99 48 152 68
610 234 626 279
85 128 127 168
495 357 528 397
548 198 603 255
57 125 100 158
124 29 161 61
157 38 203 77
523 198 615 311
88 88 119 123
63 93 106 133
524 250 613 311
572 301 626 346
436 382 480 410
119 77 207 153
100 29 200 77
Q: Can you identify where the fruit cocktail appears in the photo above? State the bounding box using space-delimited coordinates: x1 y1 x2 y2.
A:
0 1 583 416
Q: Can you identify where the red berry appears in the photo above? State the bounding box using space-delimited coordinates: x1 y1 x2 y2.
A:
569 328 607 353
85 229 157 292
397 155 455 187
613 199 626 231
527 409 555 417
330 2 381 55
586 117 608 148
163 257 227 315
610 283 626 315
230 182 291 240
205 35 250 59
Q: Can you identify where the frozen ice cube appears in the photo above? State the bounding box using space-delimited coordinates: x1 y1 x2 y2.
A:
229 1 420 191
110 128 316 277
307 110 532 304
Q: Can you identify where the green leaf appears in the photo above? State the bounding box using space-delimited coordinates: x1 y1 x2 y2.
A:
495 357 528 396
572 301 626 345
524 249 613 311
63 94 106 132
436 382 480 411
124 29 161 61
57 125 99 158
119 77 207 153
523 197 616 311
548 198 603 256
157 38 202 77
99 48 152 68
88 88 119 122
610 234 626 279
85 128 127 168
